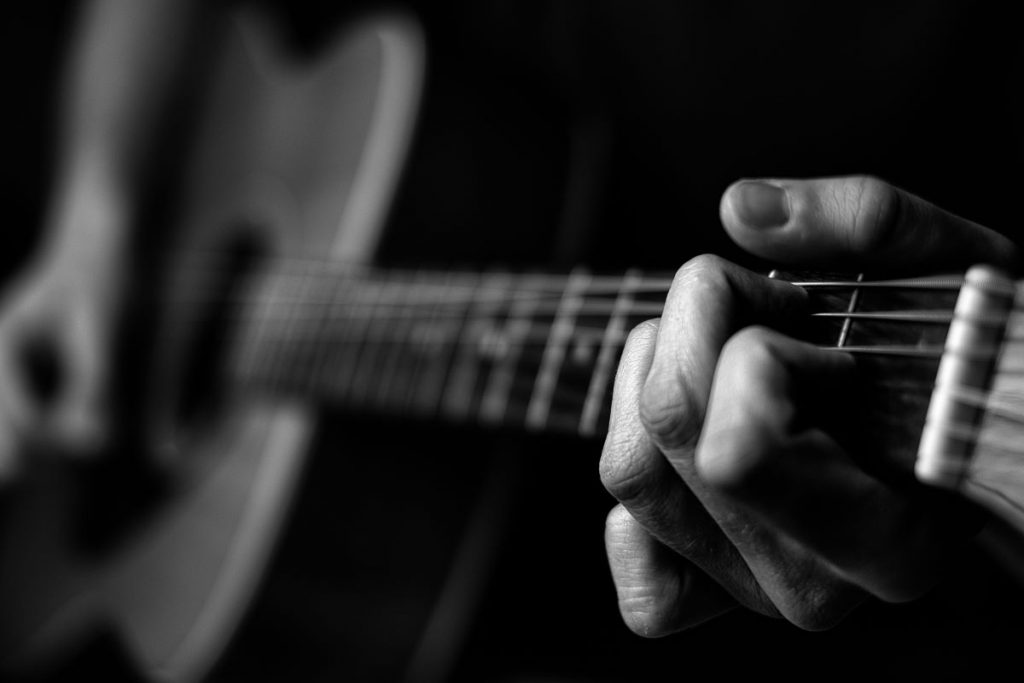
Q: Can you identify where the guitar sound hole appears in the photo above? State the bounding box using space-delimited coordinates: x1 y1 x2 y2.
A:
71 228 268 556
173 228 267 432
21 336 62 408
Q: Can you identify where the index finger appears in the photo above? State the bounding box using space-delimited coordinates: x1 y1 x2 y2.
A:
640 254 806 455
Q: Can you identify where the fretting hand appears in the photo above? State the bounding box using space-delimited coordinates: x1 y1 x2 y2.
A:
600 175 1021 634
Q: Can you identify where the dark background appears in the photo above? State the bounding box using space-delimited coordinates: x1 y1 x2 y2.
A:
4 2 1024 682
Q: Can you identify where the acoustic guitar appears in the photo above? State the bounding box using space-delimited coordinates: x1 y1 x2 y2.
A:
1 7 1023 683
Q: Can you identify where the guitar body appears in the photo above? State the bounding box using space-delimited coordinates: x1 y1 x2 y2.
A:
0 10 424 682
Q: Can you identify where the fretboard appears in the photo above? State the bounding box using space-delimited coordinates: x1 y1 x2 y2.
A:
224 263 962 448
228 266 669 437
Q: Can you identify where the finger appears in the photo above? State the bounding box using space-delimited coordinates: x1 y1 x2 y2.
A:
600 317 775 616
698 326 950 604
640 259 863 629
640 254 806 456
719 176 1021 273
604 504 735 636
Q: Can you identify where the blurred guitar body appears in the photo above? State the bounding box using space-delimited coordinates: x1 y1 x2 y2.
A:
0 10 425 682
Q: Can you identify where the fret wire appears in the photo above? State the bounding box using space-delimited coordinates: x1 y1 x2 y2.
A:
480 275 545 426
423 272 481 419
837 273 864 348
320 269 349 403
228 269 276 386
305 257 341 397
441 272 510 422
580 269 641 438
279 266 312 392
526 269 590 432
374 269 426 410
341 277 393 405
406 272 459 416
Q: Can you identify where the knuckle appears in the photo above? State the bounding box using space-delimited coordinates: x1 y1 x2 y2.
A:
614 320 658 391
622 319 660 354
778 579 864 632
638 374 697 451
599 423 657 503
675 254 731 301
722 325 776 363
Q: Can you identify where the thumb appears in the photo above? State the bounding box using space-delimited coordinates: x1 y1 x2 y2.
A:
719 176 1021 274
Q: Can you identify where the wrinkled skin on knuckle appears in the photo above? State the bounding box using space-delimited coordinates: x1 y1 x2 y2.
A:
638 372 697 452
600 423 656 503
637 257 736 450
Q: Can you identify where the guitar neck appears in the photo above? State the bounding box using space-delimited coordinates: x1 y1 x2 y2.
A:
227 265 665 437
224 262 965 444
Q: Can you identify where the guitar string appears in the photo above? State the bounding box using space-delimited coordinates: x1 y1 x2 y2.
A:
230 279 975 435
241 332 949 357
157 274 969 319
220 295 967 360
159 252 970 297
162 275 970 304
237 341 947 406
160 266 970 311
168 246 971 290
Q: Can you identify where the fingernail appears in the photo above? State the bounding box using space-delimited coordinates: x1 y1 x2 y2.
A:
731 181 790 229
